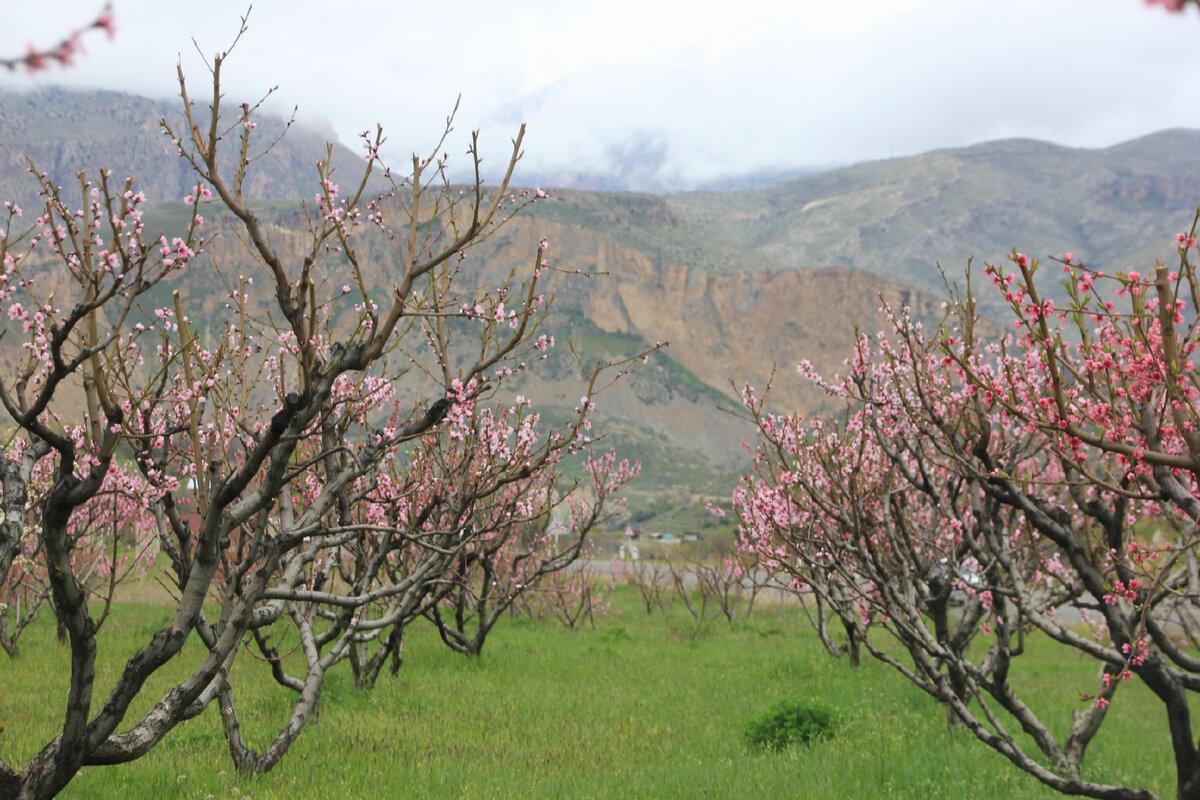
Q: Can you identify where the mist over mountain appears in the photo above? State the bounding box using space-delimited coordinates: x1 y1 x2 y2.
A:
508 129 827 193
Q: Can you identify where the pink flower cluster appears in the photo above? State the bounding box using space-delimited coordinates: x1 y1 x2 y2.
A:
7 5 115 73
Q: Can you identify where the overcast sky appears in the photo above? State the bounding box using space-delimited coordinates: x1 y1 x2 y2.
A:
3 0 1198 190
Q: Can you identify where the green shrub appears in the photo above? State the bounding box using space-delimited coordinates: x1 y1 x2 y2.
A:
745 699 837 751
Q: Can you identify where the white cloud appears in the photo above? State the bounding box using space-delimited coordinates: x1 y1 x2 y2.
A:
2 0 1197 190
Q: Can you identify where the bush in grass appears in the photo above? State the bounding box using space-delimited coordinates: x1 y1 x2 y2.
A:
744 700 837 751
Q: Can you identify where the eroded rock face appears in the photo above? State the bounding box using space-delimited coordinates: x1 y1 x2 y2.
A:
476 215 940 416
168 205 928 471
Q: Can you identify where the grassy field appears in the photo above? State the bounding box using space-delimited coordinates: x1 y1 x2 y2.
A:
0 590 1176 799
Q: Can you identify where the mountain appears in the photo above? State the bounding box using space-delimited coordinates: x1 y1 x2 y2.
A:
3 86 1199 528
132 200 934 531
0 87 373 207
665 131 1200 306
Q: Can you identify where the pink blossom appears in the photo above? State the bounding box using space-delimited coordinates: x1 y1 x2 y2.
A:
94 8 117 39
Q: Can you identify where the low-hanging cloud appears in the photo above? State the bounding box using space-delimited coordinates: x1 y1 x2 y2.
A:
2 0 1197 193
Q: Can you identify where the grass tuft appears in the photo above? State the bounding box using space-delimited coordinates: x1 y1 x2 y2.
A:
744 699 837 751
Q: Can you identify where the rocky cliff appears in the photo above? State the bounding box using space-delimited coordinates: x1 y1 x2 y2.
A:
4 86 1196 517
0 87 372 207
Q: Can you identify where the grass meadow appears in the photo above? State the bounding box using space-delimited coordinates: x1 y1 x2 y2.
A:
0 588 1177 799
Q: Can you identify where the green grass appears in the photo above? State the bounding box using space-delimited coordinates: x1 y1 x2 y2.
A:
0 591 1177 799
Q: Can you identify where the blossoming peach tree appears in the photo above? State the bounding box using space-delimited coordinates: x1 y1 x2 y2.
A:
0 443 152 657
737 219 1200 799
0 25 644 799
422 444 634 658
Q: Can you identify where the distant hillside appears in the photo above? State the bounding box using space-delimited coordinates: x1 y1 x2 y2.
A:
0 87 372 207
159 202 936 465
665 131 1200 304
3 87 1198 526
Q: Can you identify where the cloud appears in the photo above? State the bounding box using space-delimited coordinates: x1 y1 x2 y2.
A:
2 0 1197 191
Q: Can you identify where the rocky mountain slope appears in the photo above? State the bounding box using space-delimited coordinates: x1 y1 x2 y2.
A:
0 87 373 207
666 131 1200 307
3 86 1198 524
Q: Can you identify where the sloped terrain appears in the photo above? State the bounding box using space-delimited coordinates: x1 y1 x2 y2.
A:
4 86 1197 523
